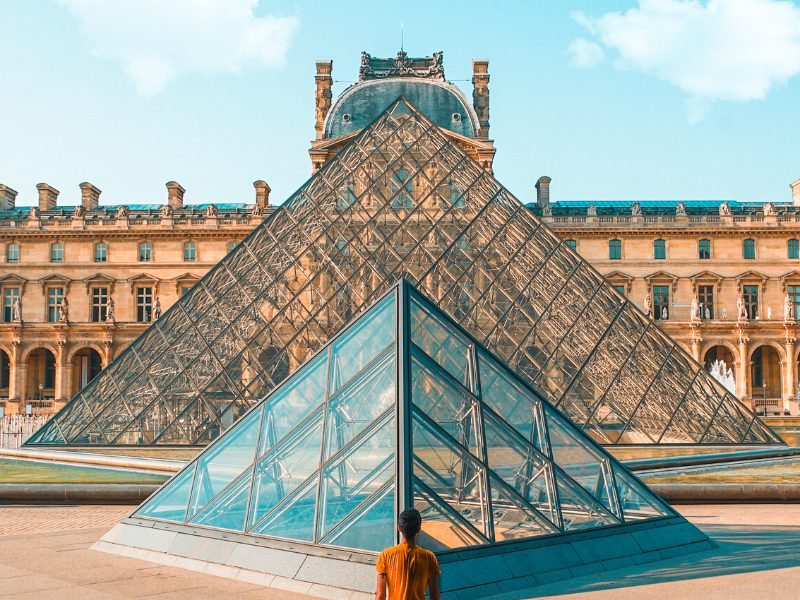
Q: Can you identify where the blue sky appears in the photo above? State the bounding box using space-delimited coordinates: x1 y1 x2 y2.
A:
1 0 799 208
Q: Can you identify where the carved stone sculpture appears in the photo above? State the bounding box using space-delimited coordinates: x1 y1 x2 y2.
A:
644 293 653 318
676 202 686 216
58 297 69 323
785 294 794 322
737 292 747 321
587 204 597 217
12 297 21 322
106 298 115 324
153 296 162 320
117 205 130 218
205 204 218 217
691 295 701 321
661 306 668 320
764 202 775 216
73 205 85 218
160 205 173 218
630 202 641 216
719 202 731 216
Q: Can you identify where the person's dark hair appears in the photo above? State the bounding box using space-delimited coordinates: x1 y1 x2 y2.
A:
398 508 422 539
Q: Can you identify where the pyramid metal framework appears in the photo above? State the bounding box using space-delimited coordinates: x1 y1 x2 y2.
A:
28 98 780 447
128 280 677 555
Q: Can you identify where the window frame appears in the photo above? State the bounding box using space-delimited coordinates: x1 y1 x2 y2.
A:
50 242 64 263
2 287 20 323
564 239 577 252
698 284 714 319
788 285 800 320
743 238 756 260
46 286 64 322
609 239 622 260
6 242 19 264
136 286 153 322
94 242 108 263
698 239 711 260
138 241 153 263
789 239 799 260
91 286 109 323
653 239 666 260
653 285 670 320
743 284 759 319
183 241 197 262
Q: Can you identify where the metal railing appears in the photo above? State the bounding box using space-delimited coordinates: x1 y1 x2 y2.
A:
0 415 49 448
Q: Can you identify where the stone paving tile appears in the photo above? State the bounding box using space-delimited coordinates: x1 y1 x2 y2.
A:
0 505 130 535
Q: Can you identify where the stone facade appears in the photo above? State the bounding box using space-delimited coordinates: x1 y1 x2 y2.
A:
534 178 800 416
0 181 272 415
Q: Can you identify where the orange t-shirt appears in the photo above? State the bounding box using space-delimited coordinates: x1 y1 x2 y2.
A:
376 542 440 600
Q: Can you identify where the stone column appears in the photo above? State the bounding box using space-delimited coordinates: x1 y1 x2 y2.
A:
54 338 67 403
471 59 490 138
736 327 749 402
784 328 796 415
314 61 333 141
689 326 702 362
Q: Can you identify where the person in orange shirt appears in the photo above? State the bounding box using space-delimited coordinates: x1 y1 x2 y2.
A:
376 508 441 600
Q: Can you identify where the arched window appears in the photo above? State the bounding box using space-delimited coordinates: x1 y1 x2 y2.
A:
653 239 666 260
609 239 622 260
391 169 413 209
743 238 756 260
94 242 108 262
50 242 63 263
698 239 711 260
183 241 197 262
138 241 152 262
6 242 19 263
564 239 577 251
789 239 799 259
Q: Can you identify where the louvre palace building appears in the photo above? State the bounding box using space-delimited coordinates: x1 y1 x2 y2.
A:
0 49 787 451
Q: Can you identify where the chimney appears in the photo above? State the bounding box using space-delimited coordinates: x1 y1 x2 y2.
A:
166 181 185 209
472 59 490 138
792 178 800 206
536 176 551 209
36 183 59 211
314 60 333 140
79 182 101 210
0 184 17 211
253 180 271 208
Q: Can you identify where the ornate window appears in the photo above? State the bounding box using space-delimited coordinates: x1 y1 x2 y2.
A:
653 239 666 260
95 242 108 263
6 243 19 263
138 242 152 262
50 242 63 263
183 242 197 262
565 239 577 251
47 287 64 322
653 285 669 320
788 285 800 320
789 239 799 260
609 239 622 260
136 286 153 322
698 239 711 260
390 169 413 209
698 285 714 319
91 287 109 322
2 287 19 322
743 238 756 260
743 285 759 319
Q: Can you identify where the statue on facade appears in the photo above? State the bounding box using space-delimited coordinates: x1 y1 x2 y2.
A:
12 297 21 322
205 204 218 217
587 204 597 216
28 206 39 219
661 306 668 320
73 205 84 218
763 202 775 216
542 204 552 217
719 202 731 216
630 202 641 216
152 296 162 320
704 305 711 320
722 305 728 320
58 297 69 323
644 293 653 318
676 202 686 216
252 203 264 217
105 298 115 324
116 205 129 218
429 51 444 78
160 205 173 218
691 295 701 321
785 294 794 322
737 292 747 321
767 305 773 320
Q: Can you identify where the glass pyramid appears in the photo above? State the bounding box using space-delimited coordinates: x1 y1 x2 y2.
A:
27 98 780 447
130 280 676 554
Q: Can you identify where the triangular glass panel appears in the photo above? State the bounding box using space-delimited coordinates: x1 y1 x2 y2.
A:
25 419 65 445
414 480 487 552
250 476 317 542
554 470 619 532
489 474 557 542
190 468 253 532
613 465 670 521
320 481 395 552
36 96 776 449
135 464 196 523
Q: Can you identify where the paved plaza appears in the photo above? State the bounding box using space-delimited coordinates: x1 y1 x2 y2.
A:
0 504 797 599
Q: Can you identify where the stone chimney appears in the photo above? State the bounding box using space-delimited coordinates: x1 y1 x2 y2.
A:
253 180 271 208
0 184 17 211
536 176 551 209
36 183 60 211
472 59 490 138
79 182 101 210
166 181 185 209
792 178 800 206
314 60 333 140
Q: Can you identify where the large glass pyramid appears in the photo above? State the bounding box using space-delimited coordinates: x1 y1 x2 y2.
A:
27 98 780 447
129 280 678 554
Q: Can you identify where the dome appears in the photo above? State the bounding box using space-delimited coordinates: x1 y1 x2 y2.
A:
324 78 478 139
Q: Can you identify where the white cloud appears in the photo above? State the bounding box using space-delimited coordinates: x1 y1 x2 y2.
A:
58 0 298 96
572 0 800 119
568 38 606 68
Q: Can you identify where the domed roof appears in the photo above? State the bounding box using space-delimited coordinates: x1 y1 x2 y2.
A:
324 51 479 139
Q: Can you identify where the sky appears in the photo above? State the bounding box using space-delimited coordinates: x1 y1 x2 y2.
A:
1 0 799 208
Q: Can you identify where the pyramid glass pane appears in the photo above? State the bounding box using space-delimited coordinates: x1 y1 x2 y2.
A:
130 280 684 559
35 98 775 448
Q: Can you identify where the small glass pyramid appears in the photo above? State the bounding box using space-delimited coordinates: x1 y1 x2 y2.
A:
27 97 780 447
131 279 674 554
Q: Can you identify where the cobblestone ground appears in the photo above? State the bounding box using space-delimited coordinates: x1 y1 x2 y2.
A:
0 505 310 599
